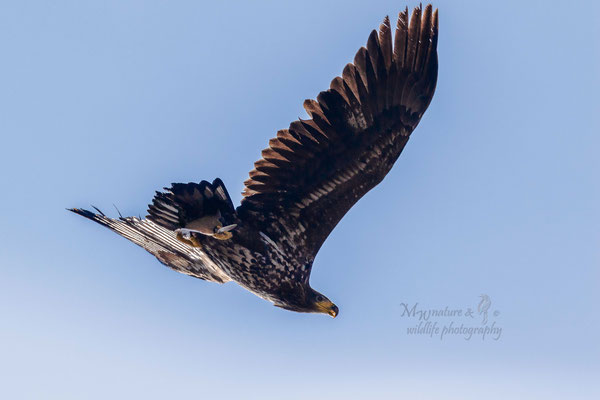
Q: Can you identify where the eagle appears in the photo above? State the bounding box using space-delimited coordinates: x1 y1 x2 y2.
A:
70 5 439 318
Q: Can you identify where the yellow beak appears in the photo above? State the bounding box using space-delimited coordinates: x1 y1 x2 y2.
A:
316 300 339 318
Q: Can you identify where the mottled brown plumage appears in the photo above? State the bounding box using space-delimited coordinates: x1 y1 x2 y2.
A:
70 5 439 317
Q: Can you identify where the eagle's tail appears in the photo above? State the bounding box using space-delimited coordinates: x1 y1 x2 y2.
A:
146 178 236 232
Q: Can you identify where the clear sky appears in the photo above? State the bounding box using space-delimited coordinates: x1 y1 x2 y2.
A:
1 1 599 399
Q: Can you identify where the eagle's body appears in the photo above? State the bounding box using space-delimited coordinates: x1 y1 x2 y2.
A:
70 5 439 317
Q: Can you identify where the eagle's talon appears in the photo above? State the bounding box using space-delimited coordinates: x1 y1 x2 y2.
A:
175 229 202 248
213 231 233 240
175 228 192 239
211 223 235 240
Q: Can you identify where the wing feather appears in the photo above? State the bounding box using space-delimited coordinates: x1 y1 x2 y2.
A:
69 208 231 283
238 5 439 276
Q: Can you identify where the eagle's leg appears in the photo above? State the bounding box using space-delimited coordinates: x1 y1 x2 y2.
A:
212 224 234 241
175 230 202 248
186 215 236 241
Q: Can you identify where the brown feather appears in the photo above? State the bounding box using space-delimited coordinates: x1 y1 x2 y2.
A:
239 6 439 261
379 16 393 73
406 5 422 71
393 8 409 68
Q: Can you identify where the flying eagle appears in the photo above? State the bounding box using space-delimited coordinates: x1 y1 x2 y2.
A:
70 5 439 318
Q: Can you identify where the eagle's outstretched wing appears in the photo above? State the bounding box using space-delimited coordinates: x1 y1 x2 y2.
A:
238 6 438 271
69 208 231 283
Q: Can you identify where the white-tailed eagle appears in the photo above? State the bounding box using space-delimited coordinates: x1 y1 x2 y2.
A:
70 5 439 318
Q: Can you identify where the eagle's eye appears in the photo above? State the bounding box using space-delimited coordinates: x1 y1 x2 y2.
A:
316 295 324 302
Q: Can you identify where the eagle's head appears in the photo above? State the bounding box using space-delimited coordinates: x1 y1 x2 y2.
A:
274 285 338 318
309 290 339 318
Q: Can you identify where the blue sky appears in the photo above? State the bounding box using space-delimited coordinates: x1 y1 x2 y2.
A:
1 0 598 398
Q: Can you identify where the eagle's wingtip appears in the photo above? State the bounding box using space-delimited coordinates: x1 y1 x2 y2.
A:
68 207 86 215
68 206 104 219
